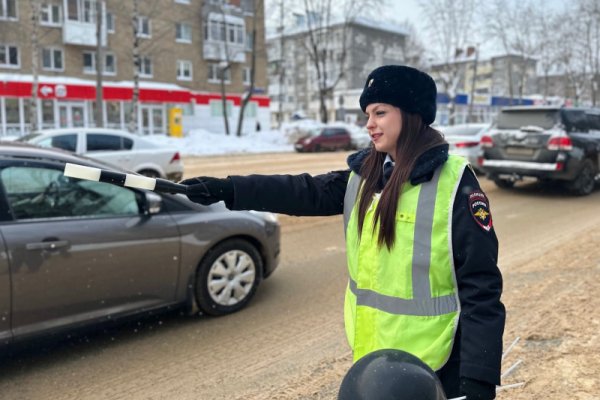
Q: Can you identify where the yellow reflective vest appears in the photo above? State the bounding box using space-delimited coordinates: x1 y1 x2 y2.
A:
342 155 468 370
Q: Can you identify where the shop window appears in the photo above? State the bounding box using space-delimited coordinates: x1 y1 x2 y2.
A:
41 100 55 129
209 99 232 117
106 102 121 129
243 102 257 118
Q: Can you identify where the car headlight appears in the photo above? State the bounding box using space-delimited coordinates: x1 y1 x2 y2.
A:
249 210 279 224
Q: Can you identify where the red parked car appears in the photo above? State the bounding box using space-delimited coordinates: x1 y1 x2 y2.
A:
294 126 353 152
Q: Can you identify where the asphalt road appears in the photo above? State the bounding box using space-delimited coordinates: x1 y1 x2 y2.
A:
1 151 599 400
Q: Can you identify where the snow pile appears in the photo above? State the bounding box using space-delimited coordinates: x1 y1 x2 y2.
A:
147 128 295 156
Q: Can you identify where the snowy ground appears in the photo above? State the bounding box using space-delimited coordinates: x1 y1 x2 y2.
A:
147 129 295 156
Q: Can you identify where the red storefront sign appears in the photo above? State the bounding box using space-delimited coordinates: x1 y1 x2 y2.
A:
0 80 270 107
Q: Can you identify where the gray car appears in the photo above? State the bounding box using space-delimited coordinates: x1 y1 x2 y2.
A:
0 142 280 345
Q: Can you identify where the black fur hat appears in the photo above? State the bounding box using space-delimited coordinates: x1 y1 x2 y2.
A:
359 65 437 125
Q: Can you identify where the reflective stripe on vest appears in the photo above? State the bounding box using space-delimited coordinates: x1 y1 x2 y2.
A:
343 155 467 369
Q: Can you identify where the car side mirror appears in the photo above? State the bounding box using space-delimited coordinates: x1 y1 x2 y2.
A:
144 191 163 215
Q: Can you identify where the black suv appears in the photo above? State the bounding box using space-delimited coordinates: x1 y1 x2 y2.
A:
479 106 600 195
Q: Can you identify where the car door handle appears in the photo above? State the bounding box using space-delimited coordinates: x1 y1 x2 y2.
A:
26 240 70 251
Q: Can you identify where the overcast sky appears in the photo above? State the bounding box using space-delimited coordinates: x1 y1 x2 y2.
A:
265 0 570 59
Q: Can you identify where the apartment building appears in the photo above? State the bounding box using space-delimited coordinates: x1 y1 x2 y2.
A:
0 0 269 136
430 50 538 124
267 16 411 125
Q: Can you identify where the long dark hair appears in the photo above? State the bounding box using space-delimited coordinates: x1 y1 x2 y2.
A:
356 110 446 250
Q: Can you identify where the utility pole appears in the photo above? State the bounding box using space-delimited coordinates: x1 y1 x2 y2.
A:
95 0 104 127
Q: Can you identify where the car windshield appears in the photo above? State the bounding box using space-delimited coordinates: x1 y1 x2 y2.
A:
496 110 560 130
441 126 485 136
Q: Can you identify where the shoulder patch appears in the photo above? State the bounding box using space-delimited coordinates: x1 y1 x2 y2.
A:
468 191 493 232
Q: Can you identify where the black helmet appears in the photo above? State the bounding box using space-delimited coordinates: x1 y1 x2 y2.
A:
337 349 447 400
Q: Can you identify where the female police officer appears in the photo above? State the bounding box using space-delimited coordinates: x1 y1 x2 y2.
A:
180 65 505 400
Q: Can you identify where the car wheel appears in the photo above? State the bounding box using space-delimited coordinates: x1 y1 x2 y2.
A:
567 159 597 196
195 239 263 316
314 144 321 152
493 178 515 189
138 169 160 179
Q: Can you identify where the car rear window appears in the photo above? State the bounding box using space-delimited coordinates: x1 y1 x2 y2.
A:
87 134 123 151
496 110 560 130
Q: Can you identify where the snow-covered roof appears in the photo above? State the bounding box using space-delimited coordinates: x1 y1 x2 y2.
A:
266 15 409 40
0 73 187 91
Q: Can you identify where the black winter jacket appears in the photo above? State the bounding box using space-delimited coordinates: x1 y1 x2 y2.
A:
228 144 505 387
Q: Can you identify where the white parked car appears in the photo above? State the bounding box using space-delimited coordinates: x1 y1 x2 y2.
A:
438 123 490 173
18 128 184 181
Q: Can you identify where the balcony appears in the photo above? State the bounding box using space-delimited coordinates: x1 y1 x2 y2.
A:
62 0 107 46
203 41 246 63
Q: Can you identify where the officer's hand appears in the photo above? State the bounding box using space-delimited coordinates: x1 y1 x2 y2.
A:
460 377 496 399
179 176 234 206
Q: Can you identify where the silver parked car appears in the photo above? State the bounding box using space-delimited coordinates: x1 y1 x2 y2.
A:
17 128 184 181
439 123 490 173
0 142 280 345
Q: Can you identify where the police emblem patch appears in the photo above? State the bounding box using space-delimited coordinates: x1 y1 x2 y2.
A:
468 191 493 231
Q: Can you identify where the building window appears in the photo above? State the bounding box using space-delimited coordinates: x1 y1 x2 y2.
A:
106 12 114 33
40 3 62 26
42 48 64 71
208 63 230 84
243 67 251 85
209 99 233 117
67 0 96 23
136 16 151 38
245 33 253 51
175 23 192 43
0 44 19 68
138 56 153 77
176 60 193 81
0 0 17 20
83 51 116 75
243 102 257 118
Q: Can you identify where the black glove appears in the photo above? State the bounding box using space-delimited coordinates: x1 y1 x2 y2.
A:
179 176 234 206
460 377 496 400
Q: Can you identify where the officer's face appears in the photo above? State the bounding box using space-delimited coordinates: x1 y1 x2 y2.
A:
365 103 402 157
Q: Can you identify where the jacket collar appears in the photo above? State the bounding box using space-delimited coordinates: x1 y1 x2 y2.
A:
347 144 449 185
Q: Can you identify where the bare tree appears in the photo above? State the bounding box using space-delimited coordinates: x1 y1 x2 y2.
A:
235 0 263 137
301 0 384 123
482 0 515 100
95 0 104 127
533 0 560 101
128 0 141 133
419 0 478 125
576 0 600 105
